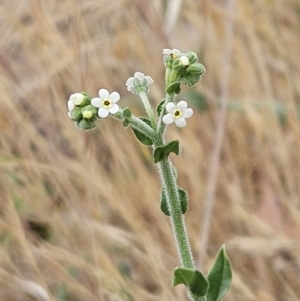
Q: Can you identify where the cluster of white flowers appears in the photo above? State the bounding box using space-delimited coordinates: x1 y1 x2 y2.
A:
163 48 181 58
68 48 195 127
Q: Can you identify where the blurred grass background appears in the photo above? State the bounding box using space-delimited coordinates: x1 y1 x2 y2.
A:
1 0 300 300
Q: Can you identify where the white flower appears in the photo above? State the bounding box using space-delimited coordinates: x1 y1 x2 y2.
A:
126 72 154 94
162 100 193 128
162 48 182 58
91 89 120 118
69 92 85 105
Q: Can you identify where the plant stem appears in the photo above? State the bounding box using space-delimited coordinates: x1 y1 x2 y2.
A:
157 157 195 269
155 92 195 270
139 91 157 130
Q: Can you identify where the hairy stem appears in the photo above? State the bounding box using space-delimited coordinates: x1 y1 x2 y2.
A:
139 91 157 130
155 92 195 270
157 157 195 269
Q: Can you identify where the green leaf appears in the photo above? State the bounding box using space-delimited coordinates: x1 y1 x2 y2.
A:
173 267 209 297
160 187 188 216
207 246 232 301
153 140 180 163
131 117 153 146
160 188 170 216
121 107 133 127
178 188 188 214
166 82 181 94
156 99 166 116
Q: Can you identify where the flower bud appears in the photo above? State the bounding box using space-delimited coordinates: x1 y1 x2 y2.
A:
172 57 188 72
69 92 90 107
179 56 189 66
70 107 83 121
185 51 198 64
186 63 206 76
77 118 96 130
82 105 97 119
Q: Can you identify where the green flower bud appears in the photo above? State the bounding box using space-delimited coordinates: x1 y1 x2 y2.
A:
70 107 83 121
69 92 91 107
81 105 97 119
185 51 198 64
186 63 206 76
77 118 96 130
172 57 189 72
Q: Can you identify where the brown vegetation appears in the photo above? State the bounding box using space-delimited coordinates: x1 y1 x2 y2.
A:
0 0 300 300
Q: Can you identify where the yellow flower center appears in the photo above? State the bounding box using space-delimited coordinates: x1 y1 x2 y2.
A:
173 109 182 119
102 98 112 108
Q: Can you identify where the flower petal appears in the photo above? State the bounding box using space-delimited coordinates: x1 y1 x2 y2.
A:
110 91 120 103
163 49 171 55
68 100 75 111
175 117 187 128
98 107 109 118
177 100 188 110
126 77 134 87
162 113 174 124
91 97 101 108
183 108 193 119
99 89 109 99
109 104 119 114
145 76 154 84
172 49 181 56
134 72 145 80
166 102 176 113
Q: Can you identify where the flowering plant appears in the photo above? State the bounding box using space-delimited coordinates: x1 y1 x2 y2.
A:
67 48 232 301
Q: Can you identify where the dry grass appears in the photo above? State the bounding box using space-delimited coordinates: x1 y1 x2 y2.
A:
0 0 300 300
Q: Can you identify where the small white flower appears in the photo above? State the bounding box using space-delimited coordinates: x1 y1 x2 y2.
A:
91 89 120 118
162 100 193 128
162 48 182 58
126 72 154 94
69 92 85 105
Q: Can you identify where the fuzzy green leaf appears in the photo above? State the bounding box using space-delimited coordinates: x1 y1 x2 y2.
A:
166 82 181 94
153 140 179 163
160 187 188 216
207 246 232 301
156 99 166 116
173 267 209 297
121 108 133 127
178 187 188 214
160 188 170 216
131 117 153 146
